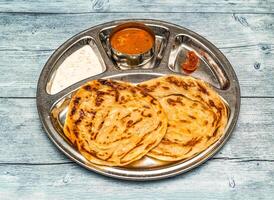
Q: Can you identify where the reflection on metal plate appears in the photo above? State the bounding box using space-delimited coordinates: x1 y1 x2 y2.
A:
37 19 240 181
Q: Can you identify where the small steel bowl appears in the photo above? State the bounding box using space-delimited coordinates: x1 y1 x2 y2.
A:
109 22 155 69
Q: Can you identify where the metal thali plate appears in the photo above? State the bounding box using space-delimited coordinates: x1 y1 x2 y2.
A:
36 19 240 181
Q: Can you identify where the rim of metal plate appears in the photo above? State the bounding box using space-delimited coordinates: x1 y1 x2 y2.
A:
36 19 240 181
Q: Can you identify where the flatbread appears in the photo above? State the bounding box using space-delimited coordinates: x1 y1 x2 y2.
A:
138 75 228 161
63 79 167 166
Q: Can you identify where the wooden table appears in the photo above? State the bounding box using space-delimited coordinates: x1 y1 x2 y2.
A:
1 0 274 199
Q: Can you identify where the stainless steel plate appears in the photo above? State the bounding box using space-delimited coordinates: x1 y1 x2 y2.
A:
37 19 240 181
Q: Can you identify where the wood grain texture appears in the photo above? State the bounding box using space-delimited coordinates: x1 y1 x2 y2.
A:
0 98 273 164
1 13 273 51
1 45 274 97
0 160 273 200
1 0 274 199
0 13 273 97
0 0 273 13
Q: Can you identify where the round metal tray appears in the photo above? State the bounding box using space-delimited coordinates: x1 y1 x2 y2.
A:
37 19 240 181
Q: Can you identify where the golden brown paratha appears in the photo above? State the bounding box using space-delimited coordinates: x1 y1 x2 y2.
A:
138 75 228 161
63 79 167 166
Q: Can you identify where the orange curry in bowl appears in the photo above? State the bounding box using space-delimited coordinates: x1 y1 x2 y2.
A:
110 26 155 55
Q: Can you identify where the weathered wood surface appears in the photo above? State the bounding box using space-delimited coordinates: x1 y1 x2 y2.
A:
1 0 274 199
1 13 273 51
0 98 274 199
0 0 273 13
0 13 273 97
0 160 273 200
0 98 273 163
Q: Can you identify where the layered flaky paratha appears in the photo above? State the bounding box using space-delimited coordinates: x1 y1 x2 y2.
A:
138 75 228 161
63 79 167 166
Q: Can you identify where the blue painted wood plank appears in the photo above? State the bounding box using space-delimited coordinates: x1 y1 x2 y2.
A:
1 13 273 51
0 0 273 13
1 45 273 98
0 160 273 200
0 13 273 97
1 44 273 97
0 98 273 164
0 0 273 198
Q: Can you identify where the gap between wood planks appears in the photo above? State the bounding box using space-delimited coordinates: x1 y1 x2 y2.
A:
1 43 273 52
1 11 274 15
0 157 273 166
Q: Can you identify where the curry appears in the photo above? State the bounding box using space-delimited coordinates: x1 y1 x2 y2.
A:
110 28 154 55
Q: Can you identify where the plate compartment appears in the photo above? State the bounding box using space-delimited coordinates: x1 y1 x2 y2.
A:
37 19 240 181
